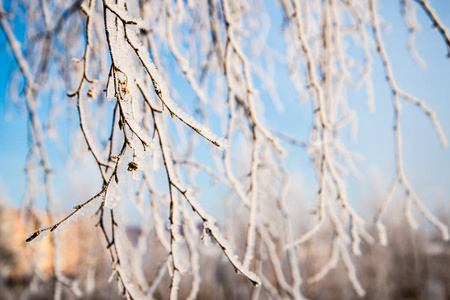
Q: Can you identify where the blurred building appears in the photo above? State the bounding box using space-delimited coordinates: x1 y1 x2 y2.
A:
0 206 91 279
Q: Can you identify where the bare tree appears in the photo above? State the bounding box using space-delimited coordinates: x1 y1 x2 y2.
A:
0 0 449 299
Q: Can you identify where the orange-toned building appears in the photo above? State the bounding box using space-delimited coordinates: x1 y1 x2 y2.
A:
0 207 96 279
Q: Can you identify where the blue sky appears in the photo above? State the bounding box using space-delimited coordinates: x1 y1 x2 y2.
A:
351 0 450 213
0 0 449 220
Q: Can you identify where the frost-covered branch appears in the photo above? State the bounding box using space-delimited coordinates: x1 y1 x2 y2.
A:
1 0 448 299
